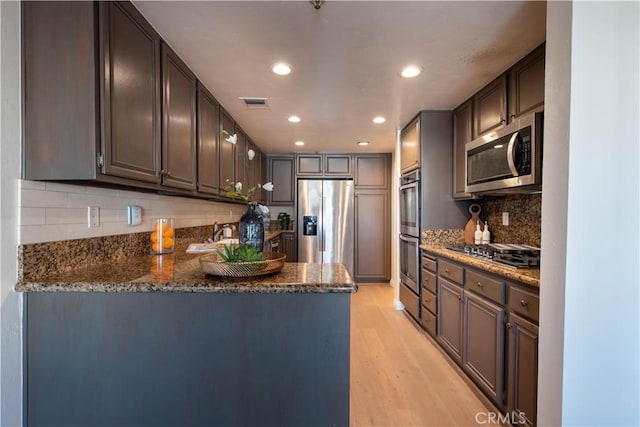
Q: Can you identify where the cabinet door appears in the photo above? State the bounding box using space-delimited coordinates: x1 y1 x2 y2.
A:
324 155 352 176
473 74 507 138
219 109 236 191
234 128 247 186
400 116 420 174
281 233 297 262
101 1 162 183
296 155 323 176
161 44 196 190
268 156 295 205
463 292 506 407
437 278 464 364
508 44 545 122
452 100 473 198
354 154 390 189
245 139 257 192
507 312 539 427
253 150 266 204
23 1 99 180
354 190 390 282
196 84 219 195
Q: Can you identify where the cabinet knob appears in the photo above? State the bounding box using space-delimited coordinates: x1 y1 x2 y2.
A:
476 281 483 288
445 268 450 274
520 299 529 308
500 118 506 124
509 114 516 119
506 322 512 329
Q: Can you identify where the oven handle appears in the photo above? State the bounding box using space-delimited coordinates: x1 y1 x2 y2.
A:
400 181 419 192
507 132 519 177
399 234 418 243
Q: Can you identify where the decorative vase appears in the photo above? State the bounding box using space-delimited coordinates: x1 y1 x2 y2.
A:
239 203 264 252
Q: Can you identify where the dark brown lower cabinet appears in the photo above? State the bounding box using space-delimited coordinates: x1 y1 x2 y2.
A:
508 312 539 427
437 278 464 364
463 291 506 407
281 233 297 262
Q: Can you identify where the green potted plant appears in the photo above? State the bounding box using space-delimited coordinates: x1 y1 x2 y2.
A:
277 212 291 230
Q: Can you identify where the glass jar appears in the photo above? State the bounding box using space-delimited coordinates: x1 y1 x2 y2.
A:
150 218 175 254
239 203 264 252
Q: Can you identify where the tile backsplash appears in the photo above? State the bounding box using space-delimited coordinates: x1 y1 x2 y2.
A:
18 180 247 244
477 194 541 247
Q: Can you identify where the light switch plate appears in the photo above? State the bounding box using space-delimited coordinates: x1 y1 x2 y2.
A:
127 205 142 226
502 212 509 226
88 206 100 228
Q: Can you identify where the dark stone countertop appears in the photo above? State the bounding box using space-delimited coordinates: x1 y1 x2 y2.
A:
420 244 540 288
15 247 356 294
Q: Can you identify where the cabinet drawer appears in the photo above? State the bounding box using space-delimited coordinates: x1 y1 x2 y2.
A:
421 270 437 294
466 270 505 305
421 309 436 336
421 289 436 315
399 283 420 321
509 286 539 323
421 255 437 273
438 259 464 285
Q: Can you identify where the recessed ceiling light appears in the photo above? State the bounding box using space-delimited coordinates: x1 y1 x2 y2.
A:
400 65 423 78
294 141 305 146
357 141 370 146
288 115 301 123
271 62 292 75
372 116 386 124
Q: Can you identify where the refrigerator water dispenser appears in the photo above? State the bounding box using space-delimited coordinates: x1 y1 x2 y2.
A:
303 216 317 235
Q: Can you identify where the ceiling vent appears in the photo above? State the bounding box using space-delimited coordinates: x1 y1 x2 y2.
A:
239 97 269 109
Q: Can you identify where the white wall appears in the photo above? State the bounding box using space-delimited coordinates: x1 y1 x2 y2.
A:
1 1 23 425
540 1 640 425
18 180 246 244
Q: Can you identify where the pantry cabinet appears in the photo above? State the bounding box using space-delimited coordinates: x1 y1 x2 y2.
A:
161 43 197 191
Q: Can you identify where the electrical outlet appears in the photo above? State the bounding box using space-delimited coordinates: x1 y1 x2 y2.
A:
127 205 142 226
502 212 509 226
88 206 100 228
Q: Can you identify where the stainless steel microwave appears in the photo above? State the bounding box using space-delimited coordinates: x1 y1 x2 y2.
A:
466 112 543 194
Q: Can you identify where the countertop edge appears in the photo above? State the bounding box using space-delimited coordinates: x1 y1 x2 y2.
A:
420 244 540 288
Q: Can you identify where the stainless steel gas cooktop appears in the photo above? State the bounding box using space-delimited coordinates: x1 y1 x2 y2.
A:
445 243 541 269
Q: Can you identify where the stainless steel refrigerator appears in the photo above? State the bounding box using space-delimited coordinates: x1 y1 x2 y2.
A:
297 180 354 275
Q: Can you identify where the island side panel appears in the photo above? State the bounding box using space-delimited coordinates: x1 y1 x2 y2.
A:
25 292 350 427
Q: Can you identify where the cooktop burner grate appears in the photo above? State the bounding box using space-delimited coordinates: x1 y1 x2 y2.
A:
445 243 540 269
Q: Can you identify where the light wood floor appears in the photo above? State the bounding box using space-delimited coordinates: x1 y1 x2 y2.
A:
350 285 494 427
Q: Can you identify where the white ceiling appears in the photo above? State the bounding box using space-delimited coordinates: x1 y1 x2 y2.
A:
133 1 546 154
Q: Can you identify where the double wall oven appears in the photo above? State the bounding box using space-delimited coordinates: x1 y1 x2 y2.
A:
399 169 421 320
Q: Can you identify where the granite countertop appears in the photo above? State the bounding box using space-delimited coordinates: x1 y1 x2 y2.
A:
15 246 356 294
420 244 540 288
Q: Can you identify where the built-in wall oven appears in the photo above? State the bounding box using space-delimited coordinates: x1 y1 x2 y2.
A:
399 169 421 320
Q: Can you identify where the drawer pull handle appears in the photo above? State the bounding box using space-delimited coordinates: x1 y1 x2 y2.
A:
476 281 483 288
520 299 529 308
445 268 450 274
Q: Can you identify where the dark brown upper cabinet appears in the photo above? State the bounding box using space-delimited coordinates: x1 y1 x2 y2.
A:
161 43 197 191
473 74 507 139
508 43 546 122
452 100 473 199
196 83 220 196
267 156 295 206
324 154 352 176
295 154 352 177
23 1 163 185
400 116 420 174
234 128 247 187
219 108 236 193
354 154 391 189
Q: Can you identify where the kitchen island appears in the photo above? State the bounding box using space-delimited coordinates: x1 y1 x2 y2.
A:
17 255 356 427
